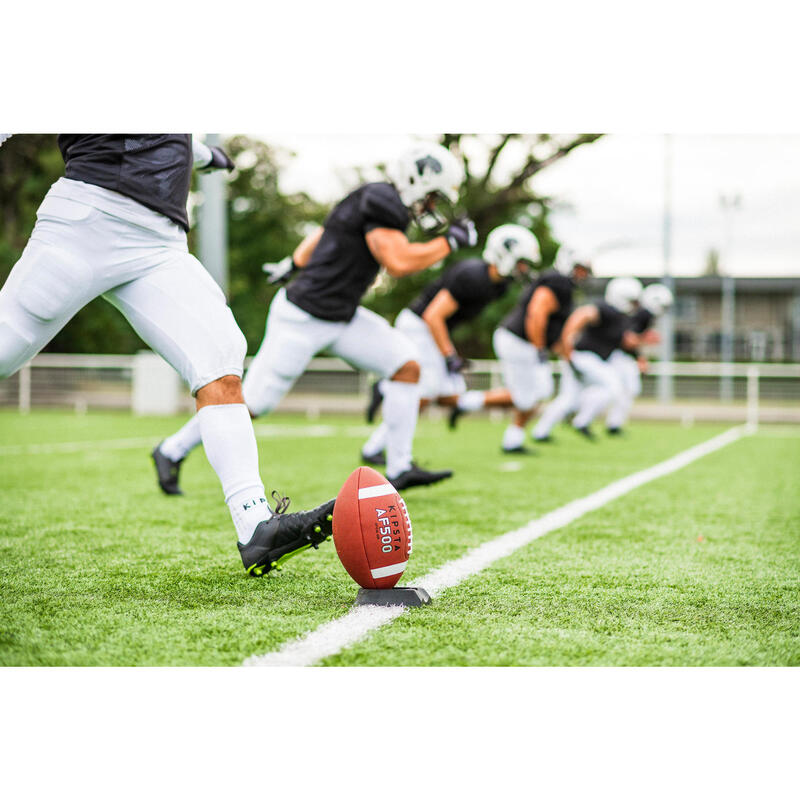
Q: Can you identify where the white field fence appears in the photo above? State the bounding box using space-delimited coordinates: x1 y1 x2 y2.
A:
1 354 799 425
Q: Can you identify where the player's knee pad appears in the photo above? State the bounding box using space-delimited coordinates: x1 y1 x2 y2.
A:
510 387 537 413
15 244 92 323
0 319 36 379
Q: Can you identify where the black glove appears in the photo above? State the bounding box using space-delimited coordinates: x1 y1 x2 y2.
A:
202 146 235 172
536 348 549 364
262 256 298 285
446 218 478 252
445 353 471 374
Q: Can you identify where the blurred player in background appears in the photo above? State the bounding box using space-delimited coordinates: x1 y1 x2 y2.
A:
360 223 540 464
605 282 674 434
155 143 476 492
533 276 644 441
0 134 335 577
449 249 592 454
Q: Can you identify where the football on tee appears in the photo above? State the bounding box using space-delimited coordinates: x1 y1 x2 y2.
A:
332 467 413 590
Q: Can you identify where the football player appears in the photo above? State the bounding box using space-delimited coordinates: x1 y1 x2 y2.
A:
605 282 674 434
0 134 335 577
360 223 540 464
447 249 592 454
154 143 476 492
533 276 644 441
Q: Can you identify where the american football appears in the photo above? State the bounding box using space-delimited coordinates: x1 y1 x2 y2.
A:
332 466 413 590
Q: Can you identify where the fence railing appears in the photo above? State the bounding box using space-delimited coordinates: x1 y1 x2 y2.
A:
2 353 799 424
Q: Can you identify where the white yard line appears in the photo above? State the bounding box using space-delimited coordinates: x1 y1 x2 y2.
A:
0 424 375 456
245 425 749 667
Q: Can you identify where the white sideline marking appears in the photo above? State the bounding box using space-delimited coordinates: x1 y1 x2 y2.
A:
0 424 375 457
358 483 396 500
244 425 748 668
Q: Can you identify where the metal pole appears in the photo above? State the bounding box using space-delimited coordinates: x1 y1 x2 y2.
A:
719 194 740 402
197 133 229 296
658 134 675 403
746 365 759 432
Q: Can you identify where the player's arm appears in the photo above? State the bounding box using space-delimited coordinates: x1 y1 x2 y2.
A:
422 289 460 358
293 226 323 267
365 228 451 278
524 286 559 353
263 226 323 284
558 304 599 360
192 139 234 172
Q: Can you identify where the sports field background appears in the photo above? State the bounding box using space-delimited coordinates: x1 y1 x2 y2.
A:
0 410 797 666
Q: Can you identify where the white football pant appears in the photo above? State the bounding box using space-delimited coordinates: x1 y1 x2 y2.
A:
492 327 554 411
0 178 246 391
533 350 624 437
605 349 641 430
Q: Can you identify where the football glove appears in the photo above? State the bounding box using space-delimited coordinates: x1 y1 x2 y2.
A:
200 146 235 172
262 256 298 285
446 218 478 252
536 348 549 364
445 353 471 374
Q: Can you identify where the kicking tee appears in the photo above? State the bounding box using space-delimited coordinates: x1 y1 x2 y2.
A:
57 135 193 230
286 182 410 322
575 300 631 359
408 258 510 331
500 269 574 347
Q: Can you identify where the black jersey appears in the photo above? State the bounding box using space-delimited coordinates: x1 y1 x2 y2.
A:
500 270 574 347
575 300 631 359
286 182 409 322
57 135 193 230
628 307 655 333
408 258 510 331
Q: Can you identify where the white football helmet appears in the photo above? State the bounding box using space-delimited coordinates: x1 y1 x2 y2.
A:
389 143 465 232
604 277 643 314
554 247 593 277
641 283 674 316
482 224 541 277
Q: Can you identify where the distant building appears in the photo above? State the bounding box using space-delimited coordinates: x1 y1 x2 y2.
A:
585 276 800 362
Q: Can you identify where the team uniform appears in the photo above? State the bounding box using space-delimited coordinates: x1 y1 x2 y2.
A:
361 258 511 460
494 269 574 412
0 135 335 576
605 307 654 431
534 300 630 438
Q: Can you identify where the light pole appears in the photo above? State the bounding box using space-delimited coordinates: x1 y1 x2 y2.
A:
198 133 229 296
719 193 741 402
658 134 675 403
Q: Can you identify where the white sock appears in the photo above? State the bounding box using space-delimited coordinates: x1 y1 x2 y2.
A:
197 404 270 545
383 380 420 479
502 424 525 451
159 414 202 461
457 390 486 412
362 422 389 458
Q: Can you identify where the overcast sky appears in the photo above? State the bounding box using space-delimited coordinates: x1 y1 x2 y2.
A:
262 133 800 279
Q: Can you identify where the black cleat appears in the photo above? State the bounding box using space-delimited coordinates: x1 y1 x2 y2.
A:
239 495 335 577
361 450 386 466
152 443 184 495
502 445 536 455
365 380 384 424
606 427 624 436
389 464 453 491
533 435 553 444
448 406 465 430
574 425 596 441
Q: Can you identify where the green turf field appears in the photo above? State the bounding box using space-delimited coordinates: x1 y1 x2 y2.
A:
0 410 797 666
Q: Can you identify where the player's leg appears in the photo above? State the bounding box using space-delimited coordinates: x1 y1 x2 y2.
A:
105 256 334 574
572 351 624 433
0 195 120 384
605 350 638 433
492 328 544 452
155 287 330 491
533 359 581 441
333 306 451 489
